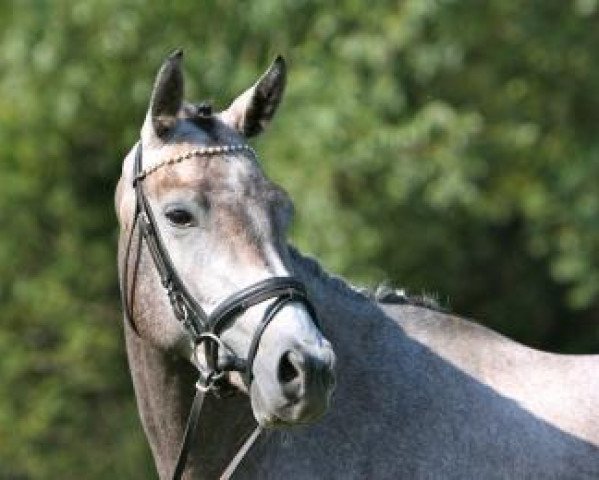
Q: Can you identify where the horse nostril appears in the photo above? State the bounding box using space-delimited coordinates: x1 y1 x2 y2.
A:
278 350 300 384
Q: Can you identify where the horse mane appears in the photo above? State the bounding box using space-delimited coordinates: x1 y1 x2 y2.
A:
288 245 446 313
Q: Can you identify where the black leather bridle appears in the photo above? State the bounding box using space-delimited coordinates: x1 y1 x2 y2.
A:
120 142 320 479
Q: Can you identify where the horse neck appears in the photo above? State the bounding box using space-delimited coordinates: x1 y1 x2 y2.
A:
288 245 380 322
288 246 389 369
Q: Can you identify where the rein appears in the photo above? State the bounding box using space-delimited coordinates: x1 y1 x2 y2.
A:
120 142 320 479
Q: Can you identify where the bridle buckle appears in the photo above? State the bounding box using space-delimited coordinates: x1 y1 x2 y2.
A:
193 332 229 393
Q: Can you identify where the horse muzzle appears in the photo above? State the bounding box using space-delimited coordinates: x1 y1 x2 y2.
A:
250 339 337 427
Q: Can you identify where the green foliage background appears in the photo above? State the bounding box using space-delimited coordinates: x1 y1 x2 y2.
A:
1 0 598 477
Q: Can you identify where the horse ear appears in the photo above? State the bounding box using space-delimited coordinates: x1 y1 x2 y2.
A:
147 49 184 138
221 55 287 138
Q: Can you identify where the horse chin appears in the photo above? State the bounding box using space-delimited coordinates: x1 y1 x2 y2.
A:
249 379 332 429
249 381 285 428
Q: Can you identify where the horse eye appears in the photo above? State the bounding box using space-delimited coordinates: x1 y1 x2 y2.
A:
166 208 194 226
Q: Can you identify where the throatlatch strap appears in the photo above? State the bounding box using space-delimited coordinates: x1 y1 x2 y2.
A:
120 207 141 334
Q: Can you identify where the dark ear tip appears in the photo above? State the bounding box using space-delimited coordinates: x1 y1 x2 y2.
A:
168 48 184 61
273 55 286 69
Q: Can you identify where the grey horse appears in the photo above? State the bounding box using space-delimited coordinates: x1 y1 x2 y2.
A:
116 51 599 479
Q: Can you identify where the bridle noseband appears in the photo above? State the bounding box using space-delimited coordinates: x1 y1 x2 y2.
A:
120 141 320 479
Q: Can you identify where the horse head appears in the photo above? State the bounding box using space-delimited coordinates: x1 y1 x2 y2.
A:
116 50 336 428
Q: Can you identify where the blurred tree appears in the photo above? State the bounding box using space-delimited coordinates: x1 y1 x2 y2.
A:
0 0 597 477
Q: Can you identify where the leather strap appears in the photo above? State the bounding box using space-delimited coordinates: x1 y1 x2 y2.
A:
219 426 263 480
172 384 263 480
172 388 205 480
208 277 313 334
244 296 293 386
120 207 141 334
134 144 210 338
